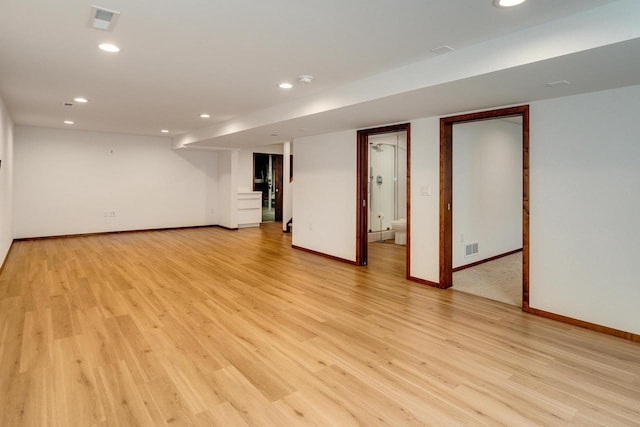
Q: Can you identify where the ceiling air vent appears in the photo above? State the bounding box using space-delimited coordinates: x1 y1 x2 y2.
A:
431 45 454 55
546 80 570 88
88 6 120 31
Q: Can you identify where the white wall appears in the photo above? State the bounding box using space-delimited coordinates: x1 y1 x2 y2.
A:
291 84 640 335
408 86 640 334
292 130 356 261
408 118 440 282
530 85 640 335
216 150 238 229
291 122 440 278
452 119 522 268
14 127 218 238
0 95 14 266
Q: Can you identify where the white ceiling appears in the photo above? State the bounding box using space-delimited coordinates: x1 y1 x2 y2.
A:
0 0 636 148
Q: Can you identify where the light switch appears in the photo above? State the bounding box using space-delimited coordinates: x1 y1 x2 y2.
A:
420 185 431 196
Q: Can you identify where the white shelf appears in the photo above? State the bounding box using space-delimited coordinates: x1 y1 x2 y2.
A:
237 191 262 228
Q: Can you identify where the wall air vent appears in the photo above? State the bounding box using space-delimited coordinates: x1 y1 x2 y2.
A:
88 6 120 31
465 241 479 258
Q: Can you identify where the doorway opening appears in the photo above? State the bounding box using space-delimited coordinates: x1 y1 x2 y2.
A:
357 123 410 279
451 117 523 306
253 153 283 222
440 105 529 308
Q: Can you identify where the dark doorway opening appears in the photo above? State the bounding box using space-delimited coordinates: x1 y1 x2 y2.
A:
253 153 283 222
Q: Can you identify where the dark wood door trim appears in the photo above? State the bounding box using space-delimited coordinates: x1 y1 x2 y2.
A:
356 131 369 266
252 152 260 192
356 123 411 279
274 154 283 221
439 105 530 308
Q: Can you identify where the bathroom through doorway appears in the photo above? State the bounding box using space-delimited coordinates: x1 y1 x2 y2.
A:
356 123 410 279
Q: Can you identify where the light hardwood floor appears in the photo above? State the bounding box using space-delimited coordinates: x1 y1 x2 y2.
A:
1 223 639 426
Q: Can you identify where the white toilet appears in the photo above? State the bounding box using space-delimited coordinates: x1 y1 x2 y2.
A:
391 218 407 245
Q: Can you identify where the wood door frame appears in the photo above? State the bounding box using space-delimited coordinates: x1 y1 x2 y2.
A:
273 154 283 221
356 123 411 278
439 105 529 308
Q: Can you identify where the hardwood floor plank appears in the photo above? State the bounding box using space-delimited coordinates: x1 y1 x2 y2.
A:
73 307 121 368
273 390 360 427
94 361 158 426
1 223 639 425
209 366 291 426
113 314 166 383
1 370 40 427
51 343 106 426
194 402 250 427
142 328 227 413
19 309 52 373
305 364 430 426
144 373 201 426
204 325 296 402
69 276 98 309
0 297 27 419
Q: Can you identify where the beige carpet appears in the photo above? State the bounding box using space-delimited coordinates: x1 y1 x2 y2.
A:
453 252 522 306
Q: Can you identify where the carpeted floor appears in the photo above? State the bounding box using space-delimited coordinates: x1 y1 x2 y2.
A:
453 252 522 306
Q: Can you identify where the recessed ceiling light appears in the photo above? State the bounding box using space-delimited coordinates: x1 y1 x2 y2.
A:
493 0 526 8
74 97 88 103
298 75 314 84
98 43 120 53
161 129 169 133
279 82 293 89
199 113 211 118
64 120 75 125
